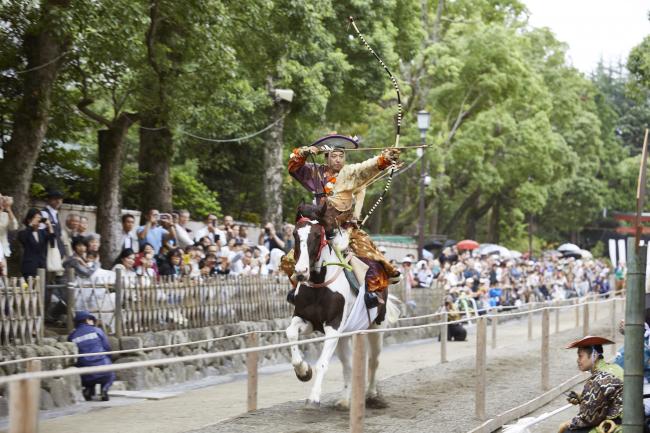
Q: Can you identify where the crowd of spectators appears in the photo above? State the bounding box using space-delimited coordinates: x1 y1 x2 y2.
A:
0 191 299 285
397 245 614 314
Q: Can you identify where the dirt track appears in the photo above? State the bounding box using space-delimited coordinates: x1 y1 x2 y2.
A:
190 320 614 433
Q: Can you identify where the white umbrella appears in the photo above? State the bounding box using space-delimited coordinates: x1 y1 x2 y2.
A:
557 243 581 253
477 243 511 258
579 249 593 259
509 250 523 259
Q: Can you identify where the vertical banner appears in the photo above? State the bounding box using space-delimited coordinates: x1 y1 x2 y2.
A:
618 239 627 266
609 239 617 267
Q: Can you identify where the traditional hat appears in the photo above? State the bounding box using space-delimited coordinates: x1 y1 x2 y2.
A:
565 335 615 349
310 134 359 151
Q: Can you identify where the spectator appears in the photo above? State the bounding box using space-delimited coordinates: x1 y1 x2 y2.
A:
78 216 92 237
61 213 80 257
68 311 114 401
282 224 295 253
174 210 194 248
442 297 467 342
259 222 284 252
0 195 18 274
199 253 218 277
86 234 101 255
415 260 433 288
215 253 231 275
111 248 138 280
120 214 139 254
17 208 55 278
158 248 183 278
136 209 176 254
41 189 66 259
135 243 159 279
194 214 225 246
63 237 94 279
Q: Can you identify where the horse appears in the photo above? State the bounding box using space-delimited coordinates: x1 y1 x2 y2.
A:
285 203 400 409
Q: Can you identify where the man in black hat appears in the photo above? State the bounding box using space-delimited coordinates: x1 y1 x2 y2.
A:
41 189 66 259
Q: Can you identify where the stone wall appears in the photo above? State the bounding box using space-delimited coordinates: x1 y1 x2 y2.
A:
0 287 443 413
0 339 80 416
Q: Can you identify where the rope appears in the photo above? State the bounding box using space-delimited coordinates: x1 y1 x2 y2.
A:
137 112 287 143
6 51 69 75
0 295 621 371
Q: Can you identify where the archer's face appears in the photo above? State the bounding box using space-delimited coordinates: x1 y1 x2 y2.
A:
327 151 346 172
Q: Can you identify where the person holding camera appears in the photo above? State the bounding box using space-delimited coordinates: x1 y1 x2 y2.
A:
259 222 284 252
18 208 55 279
0 194 18 275
194 214 225 247
136 209 176 254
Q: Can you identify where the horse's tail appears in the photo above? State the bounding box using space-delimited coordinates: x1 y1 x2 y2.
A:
386 294 402 325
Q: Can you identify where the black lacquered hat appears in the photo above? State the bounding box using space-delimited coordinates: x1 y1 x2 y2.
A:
309 134 359 151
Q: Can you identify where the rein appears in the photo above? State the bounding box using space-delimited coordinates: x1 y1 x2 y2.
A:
307 254 352 289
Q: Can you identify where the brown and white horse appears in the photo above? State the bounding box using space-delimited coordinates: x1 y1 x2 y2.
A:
285 204 400 409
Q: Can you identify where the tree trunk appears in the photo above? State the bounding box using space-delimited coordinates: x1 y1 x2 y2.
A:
138 114 173 214
97 115 135 267
0 1 69 220
263 101 288 229
487 201 501 244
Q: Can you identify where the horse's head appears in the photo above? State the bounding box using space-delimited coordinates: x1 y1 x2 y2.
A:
294 203 328 282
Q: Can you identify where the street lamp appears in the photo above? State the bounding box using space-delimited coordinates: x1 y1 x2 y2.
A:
417 110 430 261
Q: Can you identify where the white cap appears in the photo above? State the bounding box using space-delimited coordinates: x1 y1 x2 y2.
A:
401 256 413 264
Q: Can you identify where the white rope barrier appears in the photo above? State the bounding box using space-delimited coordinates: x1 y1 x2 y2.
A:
0 295 622 385
0 295 623 368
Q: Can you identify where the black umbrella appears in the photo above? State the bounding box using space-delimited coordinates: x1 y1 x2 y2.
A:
443 239 457 248
424 240 443 250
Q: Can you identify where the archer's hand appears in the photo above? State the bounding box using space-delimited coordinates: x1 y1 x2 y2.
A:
381 147 401 164
566 391 581 405
299 146 319 157
557 421 570 433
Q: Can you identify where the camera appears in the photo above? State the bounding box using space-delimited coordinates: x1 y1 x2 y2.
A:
264 228 271 235
40 217 47 223
214 234 220 241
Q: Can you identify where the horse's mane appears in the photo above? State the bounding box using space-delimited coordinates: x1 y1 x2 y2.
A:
296 203 323 222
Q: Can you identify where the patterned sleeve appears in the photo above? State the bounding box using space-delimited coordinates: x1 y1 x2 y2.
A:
288 148 307 174
569 373 622 429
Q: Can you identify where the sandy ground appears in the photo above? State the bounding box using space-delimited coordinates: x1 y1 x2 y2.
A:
2 301 622 433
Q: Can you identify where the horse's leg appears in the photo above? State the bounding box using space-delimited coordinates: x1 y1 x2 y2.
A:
334 336 352 410
306 325 340 407
365 329 388 408
286 316 313 382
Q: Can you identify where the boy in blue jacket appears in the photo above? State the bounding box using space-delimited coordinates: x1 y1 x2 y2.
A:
67 311 114 401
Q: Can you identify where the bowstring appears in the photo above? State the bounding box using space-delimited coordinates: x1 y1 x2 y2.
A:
348 16 402 226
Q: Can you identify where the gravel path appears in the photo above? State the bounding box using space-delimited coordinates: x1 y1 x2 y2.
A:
191 320 614 433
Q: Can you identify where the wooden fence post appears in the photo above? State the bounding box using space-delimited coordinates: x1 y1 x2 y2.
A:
528 305 533 341
594 293 598 321
9 359 41 433
440 311 448 364
247 333 259 412
114 268 123 338
65 267 76 333
491 315 497 350
555 300 560 334
37 268 46 342
475 317 487 420
541 308 550 391
611 298 618 357
575 298 580 329
350 333 367 433
583 300 589 336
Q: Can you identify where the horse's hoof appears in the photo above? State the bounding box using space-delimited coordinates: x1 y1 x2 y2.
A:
296 365 312 382
334 399 350 411
304 399 321 410
365 395 389 409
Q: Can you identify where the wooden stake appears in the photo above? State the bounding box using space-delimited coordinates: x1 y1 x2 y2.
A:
9 360 41 433
575 299 580 329
475 317 487 420
583 301 589 336
65 267 76 333
491 315 497 350
37 268 45 343
350 333 367 433
528 306 533 341
555 301 560 334
594 294 598 321
246 333 259 412
541 308 550 391
440 311 448 363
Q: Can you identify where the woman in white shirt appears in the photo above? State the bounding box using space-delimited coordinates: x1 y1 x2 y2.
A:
0 195 18 273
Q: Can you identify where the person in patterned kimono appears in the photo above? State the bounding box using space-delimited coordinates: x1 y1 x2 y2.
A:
284 133 401 308
558 336 623 433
